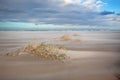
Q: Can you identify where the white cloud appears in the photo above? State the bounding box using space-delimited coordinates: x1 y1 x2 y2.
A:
62 0 105 11
64 0 81 4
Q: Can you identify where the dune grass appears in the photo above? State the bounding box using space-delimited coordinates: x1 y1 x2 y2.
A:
60 34 80 42
15 43 68 61
60 34 72 41
24 43 67 60
73 33 79 36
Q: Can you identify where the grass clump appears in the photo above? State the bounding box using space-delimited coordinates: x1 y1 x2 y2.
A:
22 43 68 61
59 34 80 42
73 33 79 36
60 34 72 41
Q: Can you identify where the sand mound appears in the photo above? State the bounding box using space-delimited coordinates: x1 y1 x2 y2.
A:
60 34 72 41
73 33 79 36
59 34 80 42
6 43 68 61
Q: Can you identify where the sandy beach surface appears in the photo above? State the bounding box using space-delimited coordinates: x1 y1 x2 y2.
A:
0 31 120 80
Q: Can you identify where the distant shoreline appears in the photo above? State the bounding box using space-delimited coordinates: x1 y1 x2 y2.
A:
0 30 120 31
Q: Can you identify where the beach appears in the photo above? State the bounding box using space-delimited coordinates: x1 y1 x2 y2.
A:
0 31 120 80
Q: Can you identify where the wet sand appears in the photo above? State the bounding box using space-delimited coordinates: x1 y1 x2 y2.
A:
0 31 120 80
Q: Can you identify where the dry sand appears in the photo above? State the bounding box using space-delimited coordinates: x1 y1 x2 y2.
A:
0 31 120 80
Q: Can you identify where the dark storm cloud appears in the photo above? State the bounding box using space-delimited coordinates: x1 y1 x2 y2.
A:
0 7 25 14
0 0 120 26
100 11 115 15
116 13 120 16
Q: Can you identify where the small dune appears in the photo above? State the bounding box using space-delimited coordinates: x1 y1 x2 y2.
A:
59 34 80 42
73 33 79 36
59 34 72 41
6 43 68 61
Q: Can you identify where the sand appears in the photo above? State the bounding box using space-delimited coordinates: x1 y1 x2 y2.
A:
0 31 120 80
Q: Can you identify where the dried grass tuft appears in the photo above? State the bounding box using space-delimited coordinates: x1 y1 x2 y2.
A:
10 43 68 61
60 34 72 41
59 34 80 42
73 33 79 36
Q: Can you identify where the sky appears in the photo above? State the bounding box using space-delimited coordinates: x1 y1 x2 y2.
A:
0 0 120 30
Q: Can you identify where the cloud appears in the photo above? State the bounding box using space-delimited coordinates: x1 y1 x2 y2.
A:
116 13 120 16
100 11 115 15
0 7 24 14
0 0 120 27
